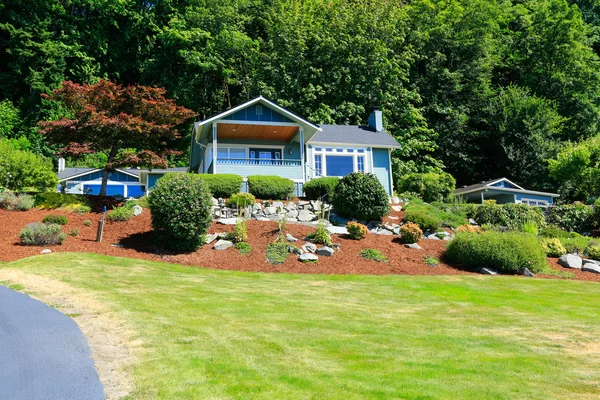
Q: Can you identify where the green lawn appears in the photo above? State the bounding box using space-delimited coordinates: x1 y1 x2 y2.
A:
2 253 600 399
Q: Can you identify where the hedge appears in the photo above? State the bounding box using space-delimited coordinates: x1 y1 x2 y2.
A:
445 231 547 274
397 172 456 202
303 177 339 200
546 203 593 233
196 174 242 198
474 203 545 229
247 175 295 200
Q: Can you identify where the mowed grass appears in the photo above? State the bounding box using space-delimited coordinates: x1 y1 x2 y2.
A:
2 253 600 399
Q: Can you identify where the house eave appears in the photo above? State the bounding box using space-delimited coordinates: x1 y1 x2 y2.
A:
454 187 560 197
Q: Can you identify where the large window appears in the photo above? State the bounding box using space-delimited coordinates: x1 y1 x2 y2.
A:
326 156 354 176
313 147 369 177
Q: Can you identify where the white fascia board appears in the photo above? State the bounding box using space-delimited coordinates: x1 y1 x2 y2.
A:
455 187 559 197
307 141 402 149
57 169 103 182
486 178 524 190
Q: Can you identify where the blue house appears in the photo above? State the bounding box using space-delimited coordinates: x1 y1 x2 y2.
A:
454 178 559 206
187 97 401 196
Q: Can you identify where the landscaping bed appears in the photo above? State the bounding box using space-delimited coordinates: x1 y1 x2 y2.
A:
0 208 461 276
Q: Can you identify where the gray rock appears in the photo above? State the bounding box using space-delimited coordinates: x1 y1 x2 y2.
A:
296 200 310 207
519 267 535 277
211 197 219 206
132 204 143 216
583 259 600 265
263 206 277 215
332 243 341 250
286 233 298 242
272 201 284 209
404 243 421 249
267 214 282 221
299 253 318 262
302 243 317 253
558 254 582 269
40 249 52 254
310 200 322 211
330 214 351 226
468 218 477 225
391 196 400 204
217 217 237 225
582 263 600 274
391 205 402 212
327 226 348 235
213 239 234 250
287 209 299 218
443 235 454 241
256 217 271 222
204 233 219 245
371 228 393 235
286 217 298 223
427 234 442 240
480 267 499 275
285 202 297 210
297 209 316 222
316 246 335 256
383 223 399 232
288 245 303 255
252 203 262 211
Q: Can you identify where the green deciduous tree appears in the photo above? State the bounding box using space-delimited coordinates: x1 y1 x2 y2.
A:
0 139 57 191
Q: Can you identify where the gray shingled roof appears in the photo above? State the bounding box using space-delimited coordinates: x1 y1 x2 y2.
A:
143 167 189 174
309 125 401 148
454 178 504 194
57 168 99 181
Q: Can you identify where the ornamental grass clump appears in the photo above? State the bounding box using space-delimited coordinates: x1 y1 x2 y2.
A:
106 205 135 222
20 223 66 246
540 238 567 257
445 231 547 274
42 214 68 225
148 173 212 251
307 219 333 246
360 248 388 263
399 222 423 244
227 192 256 208
346 221 368 240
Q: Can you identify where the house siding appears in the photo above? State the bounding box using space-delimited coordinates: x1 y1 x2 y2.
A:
227 105 294 123
372 148 392 195
515 193 554 204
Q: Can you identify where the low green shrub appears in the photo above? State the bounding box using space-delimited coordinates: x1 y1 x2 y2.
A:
14 194 34 211
332 172 390 221
539 226 580 239
82 219 92 227
586 244 600 260
247 175 294 200
307 219 333 246
360 248 388 263
346 221 368 240
149 173 213 251
397 172 456 203
227 218 248 243
303 177 339 200
60 204 91 214
424 256 440 266
0 190 17 208
235 242 252 255
547 203 593 233
196 174 243 198
560 237 597 254
402 198 466 229
474 203 545 229
433 202 479 219
42 214 68 225
445 231 548 274
34 192 91 210
227 192 256 208
521 220 539 235
540 238 567 257
69 228 80 237
106 206 135 222
399 222 423 244
266 242 289 264
404 211 441 232
20 223 66 245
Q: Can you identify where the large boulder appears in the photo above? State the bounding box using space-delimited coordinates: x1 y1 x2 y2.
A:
297 210 316 222
216 218 237 225
558 254 582 269
316 246 335 256
302 243 317 253
404 243 421 249
480 267 499 275
132 204 143 216
286 233 298 242
213 239 234 250
299 253 318 262
327 226 348 235
582 262 600 274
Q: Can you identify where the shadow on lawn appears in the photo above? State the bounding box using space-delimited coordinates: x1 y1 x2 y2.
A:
118 231 197 256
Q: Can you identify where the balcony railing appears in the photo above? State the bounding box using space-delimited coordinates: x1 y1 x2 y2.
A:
216 158 301 166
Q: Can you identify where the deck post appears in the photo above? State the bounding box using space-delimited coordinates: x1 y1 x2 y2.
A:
299 127 305 182
212 122 217 174
480 191 484 204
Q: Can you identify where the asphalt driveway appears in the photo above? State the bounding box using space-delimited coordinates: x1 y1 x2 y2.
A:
0 285 104 400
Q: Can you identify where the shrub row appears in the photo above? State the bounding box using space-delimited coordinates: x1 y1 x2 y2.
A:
247 175 295 200
0 190 34 210
445 231 547 274
474 203 545 229
196 174 242 198
303 177 339 200
397 172 456 203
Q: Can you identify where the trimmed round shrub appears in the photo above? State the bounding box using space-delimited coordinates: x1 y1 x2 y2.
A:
332 173 390 221
346 221 368 240
404 210 441 232
304 177 339 200
42 214 68 225
586 244 600 260
196 173 242 198
399 222 423 244
20 223 66 245
248 175 294 200
148 173 212 251
397 172 456 202
227 192 256 208
445 231 548 274
541 238 567 257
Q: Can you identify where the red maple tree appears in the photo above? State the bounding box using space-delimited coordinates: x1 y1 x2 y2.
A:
39 80 196 196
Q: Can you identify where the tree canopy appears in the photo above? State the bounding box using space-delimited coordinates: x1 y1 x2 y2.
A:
2 0 600 200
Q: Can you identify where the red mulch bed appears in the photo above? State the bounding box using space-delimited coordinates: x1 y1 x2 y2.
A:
0 208 597 280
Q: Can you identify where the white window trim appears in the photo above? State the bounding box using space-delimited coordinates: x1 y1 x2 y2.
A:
519 198 549 206
312 146 369 177
214 144 287 159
